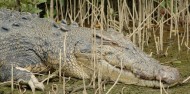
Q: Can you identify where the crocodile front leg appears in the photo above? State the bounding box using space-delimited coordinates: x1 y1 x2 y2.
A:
0 51 45 92
0 64 44 92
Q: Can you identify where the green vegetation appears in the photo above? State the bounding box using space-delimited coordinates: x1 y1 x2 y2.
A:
0 0 46 13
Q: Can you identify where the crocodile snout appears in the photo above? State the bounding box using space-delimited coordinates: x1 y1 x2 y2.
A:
157 66 180 84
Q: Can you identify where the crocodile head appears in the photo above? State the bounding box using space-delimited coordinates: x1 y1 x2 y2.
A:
73 28 180 87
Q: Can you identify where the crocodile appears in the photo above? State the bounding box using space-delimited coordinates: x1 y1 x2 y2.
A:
0 9 180 92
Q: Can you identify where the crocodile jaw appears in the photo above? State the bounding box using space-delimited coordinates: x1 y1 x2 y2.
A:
75 53 179 87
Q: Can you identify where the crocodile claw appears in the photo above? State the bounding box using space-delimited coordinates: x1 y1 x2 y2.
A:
28 75 44 92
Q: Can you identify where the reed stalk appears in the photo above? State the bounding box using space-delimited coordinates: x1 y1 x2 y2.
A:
11 64 14 94
50 0 54 19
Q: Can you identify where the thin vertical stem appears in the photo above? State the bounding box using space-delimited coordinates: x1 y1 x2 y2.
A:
45 2 49 18
62 74 65 94
56 0 59 21
160 16 164 51
138 0 142 48
50 0 54 19
186 0 189 52
98 0 104 93
170 0 173 38
11 64 14 94
59 49 62 82
59 0 64 19
132 0 136 44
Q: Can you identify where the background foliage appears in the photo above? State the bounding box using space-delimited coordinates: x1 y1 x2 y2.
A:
0 0 47 13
